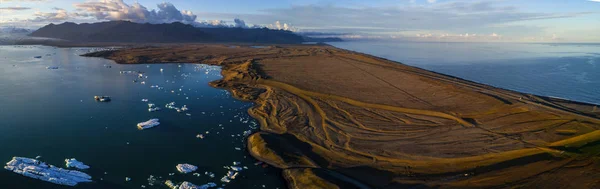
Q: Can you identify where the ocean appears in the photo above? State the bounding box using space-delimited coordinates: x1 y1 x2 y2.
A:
0 45 285 189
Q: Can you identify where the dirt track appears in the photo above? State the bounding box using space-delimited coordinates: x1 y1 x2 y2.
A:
84 44 600 189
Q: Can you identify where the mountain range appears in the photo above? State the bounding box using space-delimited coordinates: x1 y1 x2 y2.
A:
29 21 340 44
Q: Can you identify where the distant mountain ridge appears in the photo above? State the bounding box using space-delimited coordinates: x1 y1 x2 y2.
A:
30 21 322 44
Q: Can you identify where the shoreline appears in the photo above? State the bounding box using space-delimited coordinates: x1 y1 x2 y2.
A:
80 44 600 188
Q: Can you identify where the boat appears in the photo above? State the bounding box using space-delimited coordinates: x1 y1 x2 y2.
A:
94 96 111 102
137 118 160 130
46 66 59 69
34 56 42 58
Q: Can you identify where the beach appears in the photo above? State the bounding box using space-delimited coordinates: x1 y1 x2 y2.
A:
84 44 600 189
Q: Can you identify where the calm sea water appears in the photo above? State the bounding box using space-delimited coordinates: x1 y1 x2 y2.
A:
0 46 285 189
329 41 600 105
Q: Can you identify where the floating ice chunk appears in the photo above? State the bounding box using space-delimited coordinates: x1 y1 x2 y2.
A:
178 105 189 112
148 107 161 112
196 134 204 139
165 180 178 189
4 157 92 186
142 99 149 102
125 177 131 181
94 96 111 102
220 176 231 183
180 181 217 189
230 166 243 172
205 172 215 178
166 102 176 109
64 158 90 170
176 164 198 174
137 118 160 130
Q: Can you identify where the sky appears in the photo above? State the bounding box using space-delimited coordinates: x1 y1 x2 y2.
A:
0 0 599 42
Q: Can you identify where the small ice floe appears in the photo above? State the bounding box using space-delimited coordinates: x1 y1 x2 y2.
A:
65 158 90 170
94 96 111 102
230 166 243 172
148 107 161 112
142 99 149 102
137 118 160 130
165 180 178 189
125 177 131 181
141 81 146 85
220 176 231 183
147 175 158 186
186 113 191 116
166 102 176 109
46 66 59 69
160 68 164 72
196 134 204 139
176 164 197 174
165 181 217 189
177 105 189 113
35 156 42 159
4 157 92 186
205 172 215 178
120 71 140 74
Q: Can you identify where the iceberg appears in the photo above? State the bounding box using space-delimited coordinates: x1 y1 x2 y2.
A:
137 118 160 130
64 158 89 170
230 166 243 171
94 96 111 102
166 181 217 189
4 157 92 186
176 164 197 174
148 107 161 112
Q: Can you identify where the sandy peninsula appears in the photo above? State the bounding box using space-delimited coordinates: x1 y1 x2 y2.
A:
84 44 600 189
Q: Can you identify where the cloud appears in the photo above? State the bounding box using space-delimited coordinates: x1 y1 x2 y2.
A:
31 8 70 22
0 7 32 11
233 18 247 28
190 0 593 41
74 0 197 24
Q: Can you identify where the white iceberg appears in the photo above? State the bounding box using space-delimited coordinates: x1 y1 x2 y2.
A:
64 158 89 170
177 105 189 113
4 157 92 186
176 164 197 174
148 107 161 112
166 181 217 189
137 118 160 130
230 166 243 171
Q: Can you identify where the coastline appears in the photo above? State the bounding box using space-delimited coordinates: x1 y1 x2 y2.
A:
81 44 600 189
